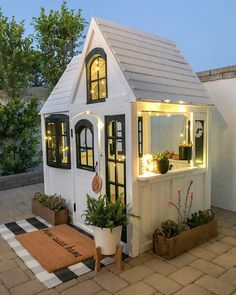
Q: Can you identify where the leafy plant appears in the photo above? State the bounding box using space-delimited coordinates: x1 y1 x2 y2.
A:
160 219 178 239
152 152 169 161
0 9 35 99
0 98 41 175
83 195 139 231
187 209 214 229
32 1 87 88
33 192 67 212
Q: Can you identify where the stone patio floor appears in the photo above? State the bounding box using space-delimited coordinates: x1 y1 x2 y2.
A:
0 184 236 294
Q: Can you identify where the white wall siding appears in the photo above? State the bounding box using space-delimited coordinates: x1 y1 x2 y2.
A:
136 169 209 254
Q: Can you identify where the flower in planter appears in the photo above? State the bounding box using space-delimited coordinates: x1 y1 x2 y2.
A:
167 180 193 226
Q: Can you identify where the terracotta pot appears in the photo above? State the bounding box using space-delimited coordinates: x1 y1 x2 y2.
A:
93 225 122 255
157 159 169 174
153 219 217 259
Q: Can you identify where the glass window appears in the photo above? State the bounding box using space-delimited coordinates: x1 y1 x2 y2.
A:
86 48 107 103
45 114 71 169
75 119 94 171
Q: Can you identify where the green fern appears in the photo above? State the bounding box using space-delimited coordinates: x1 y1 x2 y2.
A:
83 194 140 231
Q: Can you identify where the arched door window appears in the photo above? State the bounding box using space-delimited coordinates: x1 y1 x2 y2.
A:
86 48 107 103
75 119 94 171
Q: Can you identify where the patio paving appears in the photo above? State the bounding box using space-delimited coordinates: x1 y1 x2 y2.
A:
1 184 236 294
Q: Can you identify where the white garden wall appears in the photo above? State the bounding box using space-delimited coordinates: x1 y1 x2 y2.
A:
203 77 236 211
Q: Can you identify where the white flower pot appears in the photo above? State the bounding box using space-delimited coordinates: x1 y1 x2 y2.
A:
93 225 122 255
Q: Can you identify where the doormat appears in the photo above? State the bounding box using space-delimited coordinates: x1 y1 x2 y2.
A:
16 224 95 273
0 217 116 288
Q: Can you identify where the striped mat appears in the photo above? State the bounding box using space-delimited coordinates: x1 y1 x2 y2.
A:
0 217 115 288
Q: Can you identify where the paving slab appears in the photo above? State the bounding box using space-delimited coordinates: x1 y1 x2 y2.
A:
144 258 177 275
93 272 128 293
0 267 29 289
195 275 235 295
169 266 203 286
116 281 156 295
190 259 225 277
61 280 102 295
119 265 154 284
144 273 182 295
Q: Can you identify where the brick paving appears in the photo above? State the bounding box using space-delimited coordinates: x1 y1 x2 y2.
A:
1 184 236 294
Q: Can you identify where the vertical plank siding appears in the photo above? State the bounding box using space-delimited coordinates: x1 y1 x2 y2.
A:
137 169 208 253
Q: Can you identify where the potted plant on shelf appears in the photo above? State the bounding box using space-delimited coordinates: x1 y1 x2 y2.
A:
32 192 69 225
153 180 217 259
83 194 139 255
153 152 170 174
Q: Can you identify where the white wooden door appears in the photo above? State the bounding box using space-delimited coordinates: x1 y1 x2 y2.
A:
71 113 100 232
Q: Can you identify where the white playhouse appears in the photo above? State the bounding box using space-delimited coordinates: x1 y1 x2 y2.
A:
40 17 212 257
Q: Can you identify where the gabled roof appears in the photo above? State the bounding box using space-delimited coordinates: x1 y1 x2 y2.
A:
41 17 210 115
94 17 210 105
40 55 81 114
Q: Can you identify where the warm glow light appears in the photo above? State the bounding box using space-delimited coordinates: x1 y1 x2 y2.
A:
101 80 104 84
167 113 171 117
97 121 104 130
178 100 185 104
86 110 90 115
90 90 94 93
96 66 99 71
164 99 171 103
142 154 154 175
180 133 184 138
138 111 142 116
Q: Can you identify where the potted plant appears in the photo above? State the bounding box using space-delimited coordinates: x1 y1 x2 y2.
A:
83 194 139 255
153 181 217 259
32 192 69 225
153 152 170 174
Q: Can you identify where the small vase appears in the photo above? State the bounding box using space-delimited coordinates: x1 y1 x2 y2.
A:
179 146 192 161
157 159 169 174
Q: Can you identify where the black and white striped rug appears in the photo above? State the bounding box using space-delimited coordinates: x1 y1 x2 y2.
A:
0 217 115 288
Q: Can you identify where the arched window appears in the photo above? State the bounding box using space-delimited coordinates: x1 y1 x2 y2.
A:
86 48 107 103
75 119 94 171
45 114 71 169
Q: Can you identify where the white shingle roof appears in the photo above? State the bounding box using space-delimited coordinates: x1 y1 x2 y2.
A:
94 17 210 104
40 55 81 114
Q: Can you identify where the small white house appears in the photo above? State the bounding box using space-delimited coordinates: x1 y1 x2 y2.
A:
40 17 212 257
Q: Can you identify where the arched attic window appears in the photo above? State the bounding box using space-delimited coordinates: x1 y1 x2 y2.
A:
75 119 94 171
45 114 71 169
86 48 107 103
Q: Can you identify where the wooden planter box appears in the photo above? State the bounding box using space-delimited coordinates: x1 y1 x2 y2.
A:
32 199 68 226
153 219 217 259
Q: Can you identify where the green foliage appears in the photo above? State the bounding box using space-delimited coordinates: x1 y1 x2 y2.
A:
153 152 169 161
0 9 35 98
0 98 41 175
34 192 67 212
83 195 140 231
32 1 87 88
187 209 214 229
161 219 178 239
